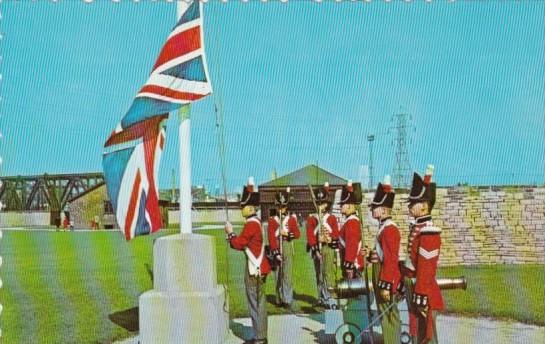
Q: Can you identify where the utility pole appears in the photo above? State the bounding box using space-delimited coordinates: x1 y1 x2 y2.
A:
359 164 370 190
0 6 4 338
367 134 375 189
171 169 176 204
390 113 414 189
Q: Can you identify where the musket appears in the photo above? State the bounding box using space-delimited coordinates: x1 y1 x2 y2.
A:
355 204 375 344
331 189 343 269
328 276 467 299
278 208 283 267
308 184 326 288
307 184 324 251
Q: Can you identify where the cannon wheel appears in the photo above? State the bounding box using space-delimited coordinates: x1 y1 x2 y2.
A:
400 322 412 344
400 330 411 344
335 322 361 344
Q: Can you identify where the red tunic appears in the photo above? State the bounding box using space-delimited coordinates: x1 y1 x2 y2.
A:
375 219 401 293
306 213 340 247
267 214 300 251
339 214 364 270
403 216 444 339
229 216 271 275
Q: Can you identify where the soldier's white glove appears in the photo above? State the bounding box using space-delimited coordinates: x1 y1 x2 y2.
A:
343 261 356 279
224 221 233 235
413 293 430 318
346 269 355 279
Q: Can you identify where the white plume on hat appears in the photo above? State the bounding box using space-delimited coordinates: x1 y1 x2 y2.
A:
382 175 391 186
425 165 434 176
424 165 434 185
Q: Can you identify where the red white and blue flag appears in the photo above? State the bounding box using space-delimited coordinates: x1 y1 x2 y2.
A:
103 0 211 240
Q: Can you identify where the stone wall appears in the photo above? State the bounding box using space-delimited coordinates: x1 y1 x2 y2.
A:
3 185 544 266
361 186 545 266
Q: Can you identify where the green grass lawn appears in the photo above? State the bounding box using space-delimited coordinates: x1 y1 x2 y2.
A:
0 228 543 343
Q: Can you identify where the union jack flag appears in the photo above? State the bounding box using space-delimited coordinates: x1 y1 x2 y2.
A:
103 0 211 240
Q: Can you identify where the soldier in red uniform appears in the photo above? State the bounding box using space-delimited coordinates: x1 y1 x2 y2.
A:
368 175 401 344
225 177 271 344
267 187 300 311
402 165 444 344
306 182 340 308
338 180 365 279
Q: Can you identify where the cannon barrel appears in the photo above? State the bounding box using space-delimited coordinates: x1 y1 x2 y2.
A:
329 278 370 299
329 276 467 299
437 277 467 290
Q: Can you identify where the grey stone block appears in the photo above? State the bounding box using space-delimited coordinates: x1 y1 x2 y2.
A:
139 286 229 344
139 234 229 344
154 234 217 292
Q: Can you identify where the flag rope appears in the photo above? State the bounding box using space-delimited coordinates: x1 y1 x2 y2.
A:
210 3 230 314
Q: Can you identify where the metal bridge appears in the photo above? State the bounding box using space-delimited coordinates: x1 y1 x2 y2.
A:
0 172 105 212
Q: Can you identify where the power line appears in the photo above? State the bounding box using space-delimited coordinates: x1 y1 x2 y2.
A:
367 134 375 189
389 113 414 188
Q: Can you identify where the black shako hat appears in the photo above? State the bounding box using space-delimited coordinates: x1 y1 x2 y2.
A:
240 177 260 207
370 175 395 209
339 180 362 205
408 165 436 210
314 182 331 204
274 187 291 207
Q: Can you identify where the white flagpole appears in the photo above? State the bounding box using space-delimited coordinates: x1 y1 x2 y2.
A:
140 4 230 343
177 1 192 234
178 105 192 234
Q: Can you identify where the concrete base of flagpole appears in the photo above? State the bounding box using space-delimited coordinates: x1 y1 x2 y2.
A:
138 234 230 344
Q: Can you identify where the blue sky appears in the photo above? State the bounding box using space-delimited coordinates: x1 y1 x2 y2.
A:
2 0 544 192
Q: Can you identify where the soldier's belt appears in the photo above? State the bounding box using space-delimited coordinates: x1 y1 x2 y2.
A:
329 276 467 299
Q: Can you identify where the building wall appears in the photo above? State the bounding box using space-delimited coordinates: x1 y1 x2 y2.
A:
361 186 545 266
67 185 117 229
168 209 244 225
0 211 50 227
259 185 344 221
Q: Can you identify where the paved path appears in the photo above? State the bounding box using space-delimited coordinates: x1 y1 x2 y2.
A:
1 227 114 232
116 313 544 344
0 226 221 232
435 315 544 344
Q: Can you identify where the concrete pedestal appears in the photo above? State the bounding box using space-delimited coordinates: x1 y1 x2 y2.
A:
139 234 229 344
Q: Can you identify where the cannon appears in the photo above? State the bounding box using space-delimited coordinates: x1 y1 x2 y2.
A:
327 277 467 344
329 276 467 299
